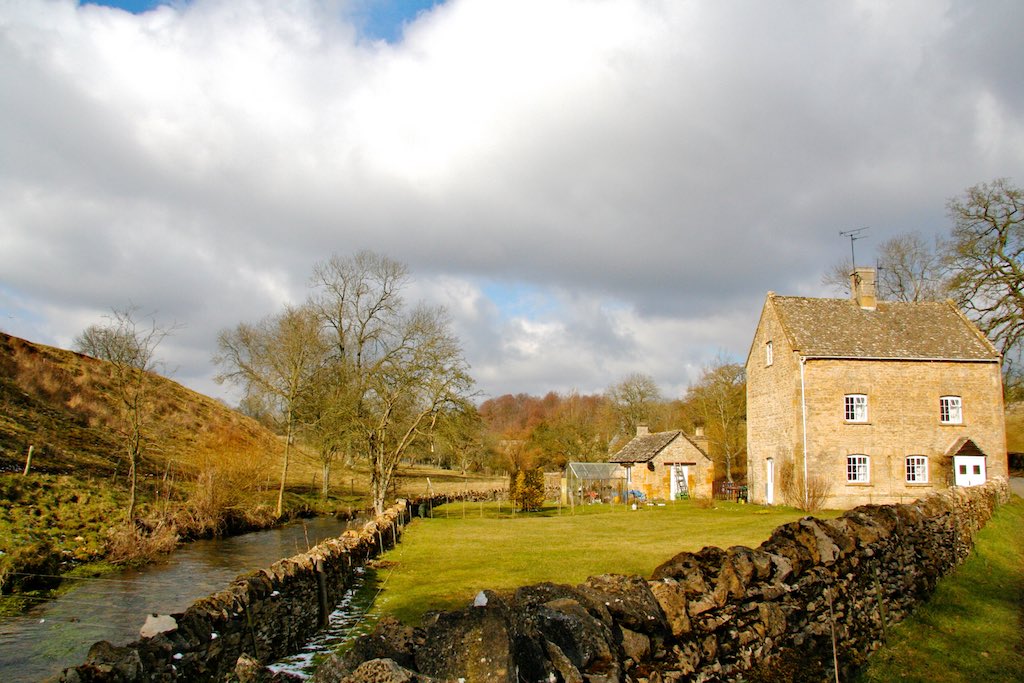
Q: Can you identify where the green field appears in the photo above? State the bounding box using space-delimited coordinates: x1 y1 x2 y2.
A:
856 496 1024 682
372 499 834 624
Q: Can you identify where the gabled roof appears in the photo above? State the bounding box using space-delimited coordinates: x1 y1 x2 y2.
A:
767 295 999 361
610 430 708 464
945 436 989 459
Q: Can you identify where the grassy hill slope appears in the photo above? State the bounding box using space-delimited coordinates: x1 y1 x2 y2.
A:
0 331 290 598
0 331 278 478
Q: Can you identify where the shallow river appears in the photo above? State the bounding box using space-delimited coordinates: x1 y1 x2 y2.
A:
0 516 369 682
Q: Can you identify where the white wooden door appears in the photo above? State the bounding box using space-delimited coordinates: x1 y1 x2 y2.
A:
670 465 689 499
953 455 986 487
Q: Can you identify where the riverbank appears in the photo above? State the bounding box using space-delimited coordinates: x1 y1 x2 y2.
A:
0 515 364 683
0 467 505 615
0 471 361 614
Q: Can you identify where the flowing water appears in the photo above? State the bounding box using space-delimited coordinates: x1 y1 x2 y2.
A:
0 516 371 682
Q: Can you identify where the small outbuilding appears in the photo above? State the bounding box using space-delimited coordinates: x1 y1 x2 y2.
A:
563 461 627 507
609 425 714 501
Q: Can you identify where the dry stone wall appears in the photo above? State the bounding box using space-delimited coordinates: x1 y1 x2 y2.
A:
57 500 434 682
327 480 1008 683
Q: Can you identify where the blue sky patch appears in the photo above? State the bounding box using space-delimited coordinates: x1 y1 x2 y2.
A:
482 281 562 321
81 1 444 43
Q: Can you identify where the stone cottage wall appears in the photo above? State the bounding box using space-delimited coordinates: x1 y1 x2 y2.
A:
800 358 1007 509
330 480 1009 683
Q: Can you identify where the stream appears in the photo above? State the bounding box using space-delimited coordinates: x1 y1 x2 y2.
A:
0 516 375 682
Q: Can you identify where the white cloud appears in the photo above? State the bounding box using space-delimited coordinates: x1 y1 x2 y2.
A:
1 0 1023 404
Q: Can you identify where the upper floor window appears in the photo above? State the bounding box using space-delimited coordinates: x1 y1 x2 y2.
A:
940 396 962 424
845 394 868 422
906 455 929 483
765 341 773 366
847 454 870 483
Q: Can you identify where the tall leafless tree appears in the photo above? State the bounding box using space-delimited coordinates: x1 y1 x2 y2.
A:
682 357 746 483
606 372 662 446
214 304 327 517
309 251 474 513
945 178 1024 375
75 307 175 521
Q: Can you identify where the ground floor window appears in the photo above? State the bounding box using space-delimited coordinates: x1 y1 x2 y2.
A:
905 455 928 483
847 454 870 483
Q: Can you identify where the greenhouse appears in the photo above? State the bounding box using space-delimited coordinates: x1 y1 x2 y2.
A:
563 462 637 507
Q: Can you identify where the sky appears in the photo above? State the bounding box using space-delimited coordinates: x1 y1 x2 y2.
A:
2 0 1023 406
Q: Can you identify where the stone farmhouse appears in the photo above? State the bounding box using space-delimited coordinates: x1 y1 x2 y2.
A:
746 268 1007 509
609 425 714 500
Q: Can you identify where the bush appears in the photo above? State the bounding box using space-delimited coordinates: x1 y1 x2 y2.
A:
104 520 178 566
778 461 832 512
512 468 545 512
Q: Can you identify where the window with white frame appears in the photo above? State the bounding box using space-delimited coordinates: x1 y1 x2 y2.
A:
906 456 928 483
847 454 870 483
845 394 868 422
765 341 773 366
940 396 962 424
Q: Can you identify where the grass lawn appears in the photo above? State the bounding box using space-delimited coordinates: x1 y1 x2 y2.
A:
373 499 836 625
856 496 1024 682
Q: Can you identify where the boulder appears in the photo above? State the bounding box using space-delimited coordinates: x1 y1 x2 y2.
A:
139 614 178 639
579 574 669 635
414 602 514 682
337 617 422 675
340 658 424 683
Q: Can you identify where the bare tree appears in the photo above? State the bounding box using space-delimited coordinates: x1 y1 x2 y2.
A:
214 304 327 517
309 250 408 468
682 357 746 483
821 231 945 302
74 307 174 521
309 251 474 513
432 401 486 474
877 232 947 302
361 304 473 513
606 372 662 444
945 178 1024 374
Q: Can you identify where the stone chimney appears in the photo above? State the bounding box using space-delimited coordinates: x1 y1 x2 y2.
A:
850 267 877 310
692 425 710 453
636 422 649 437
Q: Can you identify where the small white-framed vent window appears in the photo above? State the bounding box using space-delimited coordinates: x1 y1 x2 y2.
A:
847 454 870 483
844 394 868 422
624 465 632 485
940 396 963 424
765 341 773 367
906 455 929 483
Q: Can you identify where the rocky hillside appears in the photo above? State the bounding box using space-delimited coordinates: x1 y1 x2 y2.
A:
0 331 279 477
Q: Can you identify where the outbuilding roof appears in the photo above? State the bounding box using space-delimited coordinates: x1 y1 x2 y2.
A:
768 295 1000 361
565 462 625 480
609 430 708 464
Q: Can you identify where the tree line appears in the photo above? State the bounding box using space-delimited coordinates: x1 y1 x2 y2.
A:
480 363 747 484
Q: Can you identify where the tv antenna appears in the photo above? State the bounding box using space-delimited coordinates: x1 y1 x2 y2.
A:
839 227 869 270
